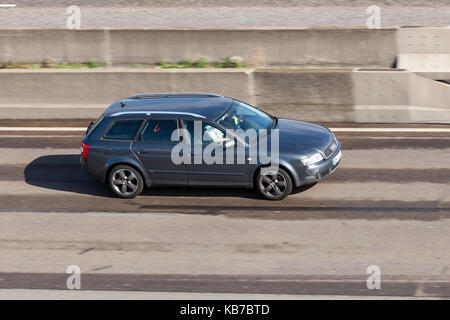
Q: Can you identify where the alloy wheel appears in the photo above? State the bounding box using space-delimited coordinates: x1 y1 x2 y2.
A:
111 168 139 196
259 171 288 198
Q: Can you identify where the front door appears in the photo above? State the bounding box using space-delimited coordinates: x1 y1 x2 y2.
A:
181 119 252 186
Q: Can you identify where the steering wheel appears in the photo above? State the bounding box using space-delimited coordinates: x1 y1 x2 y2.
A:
232 115 244 126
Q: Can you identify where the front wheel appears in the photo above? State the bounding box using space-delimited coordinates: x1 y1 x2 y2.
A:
256 167 293 200
108 165 144 198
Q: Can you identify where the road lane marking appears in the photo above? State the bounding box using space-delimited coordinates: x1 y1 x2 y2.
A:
0 127 85 131
0 135 449 140
1 180 449 202
0 127 450 133
0 4 16 8
0 135 81 138
0 289 442 300
341 149 450 169
0 148 80 164
0 211 180 217
0 214 448 277
1 148 450 169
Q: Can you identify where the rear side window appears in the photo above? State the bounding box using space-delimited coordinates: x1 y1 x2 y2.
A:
140 119 179 143
103 120 143 140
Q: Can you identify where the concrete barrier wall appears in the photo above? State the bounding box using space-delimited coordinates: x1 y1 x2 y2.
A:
2 27 449 69
0 29 108 66
0 68 448 123
0 28 398 67
397 54 450 72
396 28 450 73
0 69 252 104
409 72 450 109
353 70 450 122
254 69 353 106
13 1 447 6
0 68 355 106
0 68 356 121
353 70 450 109
397 28 450 55
353 70 410 106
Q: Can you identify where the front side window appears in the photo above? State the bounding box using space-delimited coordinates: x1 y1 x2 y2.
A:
140 119 179 143
181 120 228 145
103 120 143 140
216 100 274 134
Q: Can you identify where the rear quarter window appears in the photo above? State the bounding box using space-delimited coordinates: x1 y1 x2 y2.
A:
103 120 143 140
85 115 104 137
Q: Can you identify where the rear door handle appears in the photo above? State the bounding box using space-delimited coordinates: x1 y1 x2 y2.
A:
137 150 149 154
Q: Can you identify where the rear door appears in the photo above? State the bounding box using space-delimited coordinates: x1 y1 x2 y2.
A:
131 118 188 185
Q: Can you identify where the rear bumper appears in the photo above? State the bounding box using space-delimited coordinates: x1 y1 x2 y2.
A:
80 156 98 180
300 147 342 186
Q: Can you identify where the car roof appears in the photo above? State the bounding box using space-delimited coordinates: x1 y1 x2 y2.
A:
104 93 233 120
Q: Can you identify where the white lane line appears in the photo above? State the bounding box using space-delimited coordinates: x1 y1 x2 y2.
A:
1 148 450 169
0 127 85 131
341 148 450 170
0 127 450 133
2 180 449 202
0 4 16 7
0 135 449 140
0 211 180 217
0 148 79 165
0 135 82 138
0 289 440 300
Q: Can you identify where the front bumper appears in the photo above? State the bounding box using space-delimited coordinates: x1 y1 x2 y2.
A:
301 146 342 185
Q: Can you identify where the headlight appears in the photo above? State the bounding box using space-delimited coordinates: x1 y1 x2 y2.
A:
301 153 323 166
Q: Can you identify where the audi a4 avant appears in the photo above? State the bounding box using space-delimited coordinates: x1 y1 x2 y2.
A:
80 93 342 200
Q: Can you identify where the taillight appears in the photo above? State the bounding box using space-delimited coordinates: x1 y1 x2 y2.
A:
81 142 90 159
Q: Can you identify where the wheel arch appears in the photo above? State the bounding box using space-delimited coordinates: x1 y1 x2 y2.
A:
103 157 150 187
252 161 300 188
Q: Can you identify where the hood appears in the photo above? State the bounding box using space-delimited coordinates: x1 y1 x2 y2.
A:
273 119 333 155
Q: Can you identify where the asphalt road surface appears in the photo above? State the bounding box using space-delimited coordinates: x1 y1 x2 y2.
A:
0 1 449 27
0 120 449 298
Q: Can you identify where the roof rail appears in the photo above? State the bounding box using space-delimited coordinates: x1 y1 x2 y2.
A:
110 111 206 118
127 93 222 99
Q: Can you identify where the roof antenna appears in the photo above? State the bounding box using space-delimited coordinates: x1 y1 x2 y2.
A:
120 102 126 108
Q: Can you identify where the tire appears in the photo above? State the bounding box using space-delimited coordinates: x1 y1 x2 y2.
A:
256 167 293 200
108 165 144 198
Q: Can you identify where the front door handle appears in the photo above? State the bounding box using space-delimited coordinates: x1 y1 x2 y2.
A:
137 150 149 154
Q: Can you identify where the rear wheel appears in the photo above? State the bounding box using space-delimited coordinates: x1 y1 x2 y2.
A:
256 167 293 200
108 165 144 198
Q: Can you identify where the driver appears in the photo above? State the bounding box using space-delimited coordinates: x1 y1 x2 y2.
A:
204 125 229 143
220 113 243 129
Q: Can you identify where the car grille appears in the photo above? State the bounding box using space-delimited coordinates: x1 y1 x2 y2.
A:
323 136 337 159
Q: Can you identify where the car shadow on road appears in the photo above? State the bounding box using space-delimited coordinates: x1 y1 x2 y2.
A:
24 155 114 197
24 155 317 200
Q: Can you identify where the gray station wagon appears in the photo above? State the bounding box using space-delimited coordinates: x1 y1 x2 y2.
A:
80 93 341 200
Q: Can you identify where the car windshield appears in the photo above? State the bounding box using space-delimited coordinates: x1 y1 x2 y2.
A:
216 101 274 135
